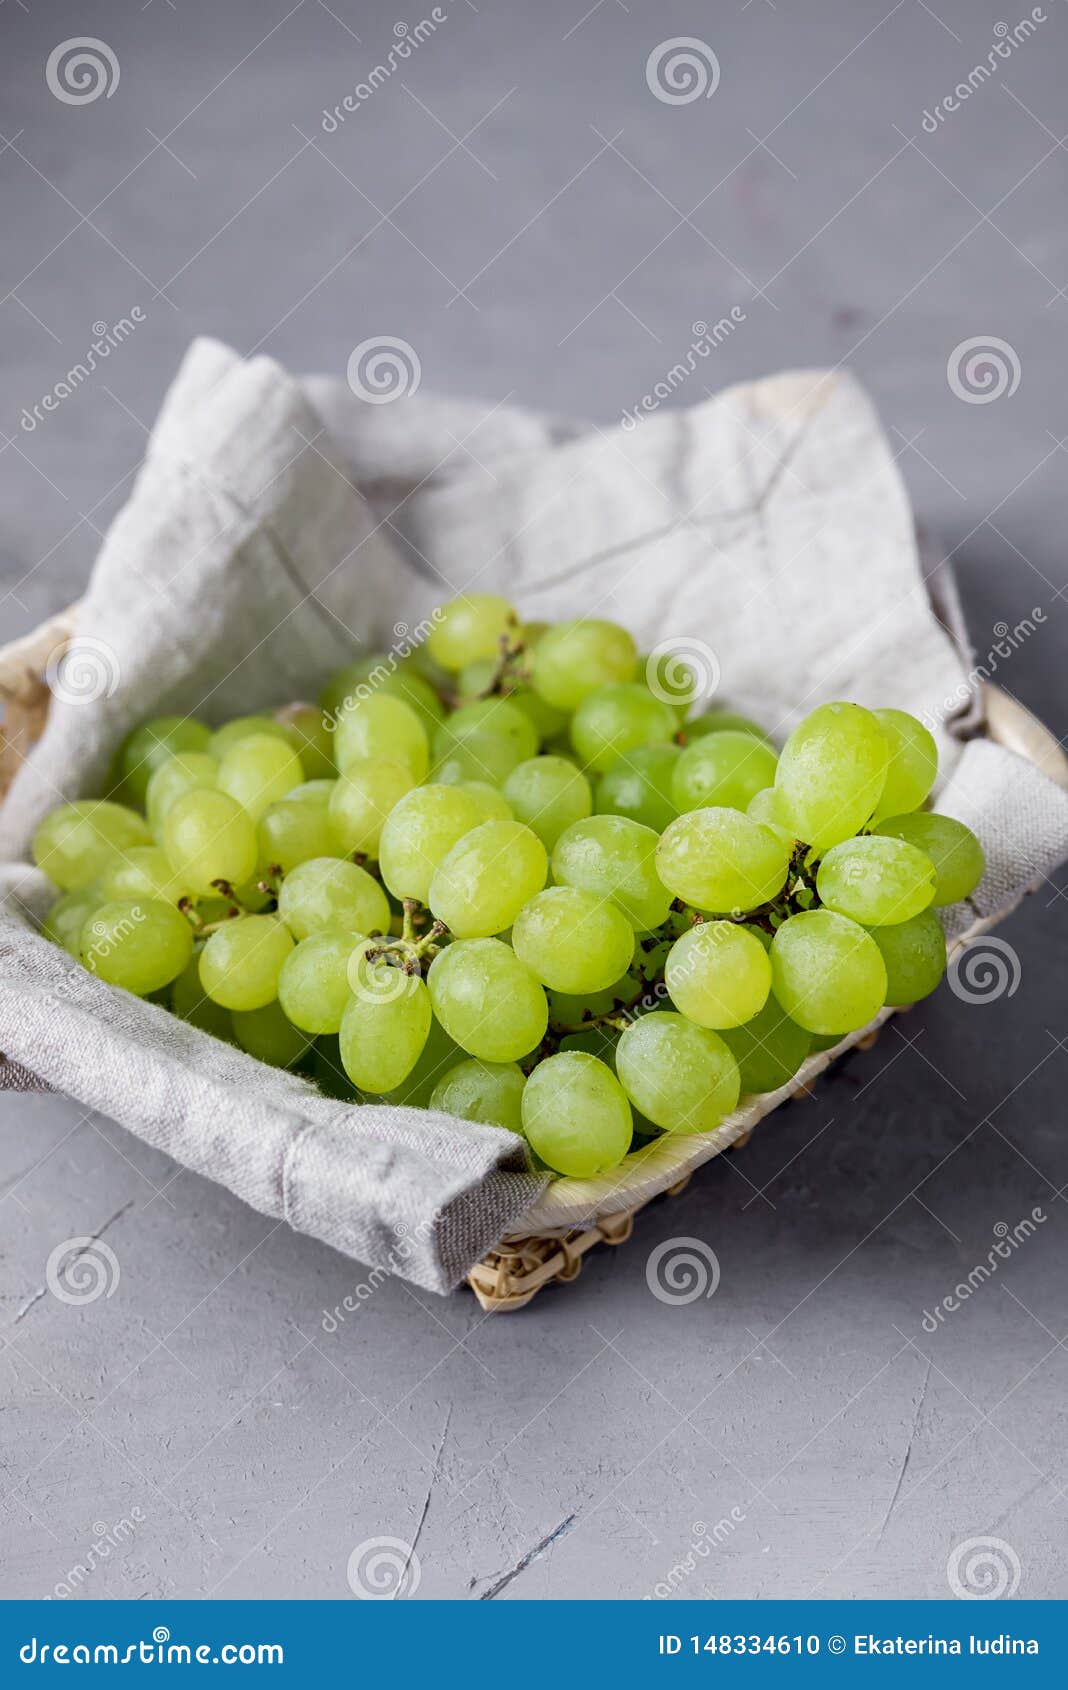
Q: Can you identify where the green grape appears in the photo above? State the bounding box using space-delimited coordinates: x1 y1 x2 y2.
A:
33 800 151 891
339 968 432 1091
432 724 522 786
511 886 635 994
162 790 258 895
278 930 364 1033
616 1012 740 1134
774 702 888 851
680 709 772 745
446 696 538 764
455 656 499 700
117 715 211 807
455 781 513 824
665 921 772 1029
208 716 298 761
334 693 429 781
745 785 797 847
873 812 984 906
671 730 778 813
569 683 676 773
426 593 518 671
656 808 790 915
429 819 547 939
377 785 481 903
868 909 947 1005
277 857 390 940
552 814 672 933
502 755 592 849
531 619 638 712
257 798 342 873
284 779 336 806
146 751 219 833
99 845 191 905
375 1016 464 1108
328 759 415 856
430 1059 527 1133
770 909 887 1035
427 938 548 1060
721 993 811 1094
320 656 444 734
872 708 938 821
508 683 568 744
816 835 936 926
41 884 105 953
277 705 335 780
170 950 233 1041
198 914 294 1010
231 1000 312 1068
217 733 304 821
80 897 193 996
520 1052 632 1176
595 743 680 834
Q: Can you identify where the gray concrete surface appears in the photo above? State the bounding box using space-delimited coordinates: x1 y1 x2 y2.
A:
2 0 1067 1602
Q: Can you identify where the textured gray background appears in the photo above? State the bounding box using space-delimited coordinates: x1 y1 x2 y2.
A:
2 0 1067 1603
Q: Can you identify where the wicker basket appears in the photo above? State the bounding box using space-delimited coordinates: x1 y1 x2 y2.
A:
3 606 1066 1311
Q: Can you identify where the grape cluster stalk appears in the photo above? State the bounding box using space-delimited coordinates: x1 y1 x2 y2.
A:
34 595 985 1178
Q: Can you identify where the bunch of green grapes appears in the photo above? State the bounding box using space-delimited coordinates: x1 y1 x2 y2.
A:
34 594 986 1182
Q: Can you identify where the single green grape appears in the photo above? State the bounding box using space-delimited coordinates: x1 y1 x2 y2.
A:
520 1052 632 1176
216 733 304 821
745 785 797 847
278 930 364 1033
377 785 481 903
595 743 680 834
334 692 430 781
770 909 887 1035
511 886 635 994
257 798 342 873
569 683 676 773
872 708 938 820
671 729 778 813
531 620 638 712
816 835 936 926
277 857 390 940
170 950 233 1041
867 909 947 1005
431 724 521 786
665 921 772 1029
162 790 258 895
99 845 191 905
774 702 888 851
329 759 415 855
277 705 335 780
339 969 432 1091
872 812 984 906
502 755 592 850
721 994 811 1094
455 781 514 824
445 696 538 764
146 751 219 834
208 716 298 761
429 819 548 938
616 1012 740 1134
231 1000 313 1068
80 897 193 996
198 914 295 1010
117 715 211 807
552 814 672 932
426 593 518 671
41 884 105 953
319 656 444 734
32 800 151 891
656 808 790 914
427 938 548 1061
430 1059 527 1133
